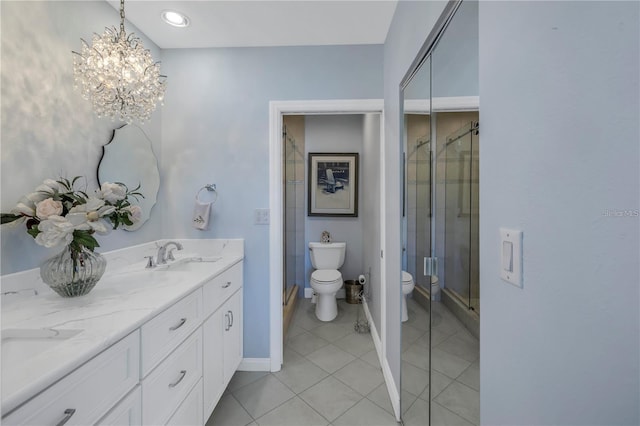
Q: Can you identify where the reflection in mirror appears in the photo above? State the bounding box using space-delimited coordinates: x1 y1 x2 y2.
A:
401 55 432 420
430 0 480 424
400 0 480 424
98 125 160 231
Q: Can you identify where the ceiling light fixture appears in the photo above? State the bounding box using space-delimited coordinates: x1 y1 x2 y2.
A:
72 0 167 124
161 10 190 28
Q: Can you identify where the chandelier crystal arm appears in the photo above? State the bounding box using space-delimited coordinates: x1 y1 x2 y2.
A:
72 0 166 124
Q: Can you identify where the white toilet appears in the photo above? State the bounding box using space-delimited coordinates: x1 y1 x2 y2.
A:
309 242 346 321
430 275 440 301
401 271 415 322
402 272 441 322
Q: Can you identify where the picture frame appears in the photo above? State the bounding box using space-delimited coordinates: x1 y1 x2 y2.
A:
308 152 359 217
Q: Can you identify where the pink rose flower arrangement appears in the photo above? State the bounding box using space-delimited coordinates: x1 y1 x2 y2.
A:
1 177 143 253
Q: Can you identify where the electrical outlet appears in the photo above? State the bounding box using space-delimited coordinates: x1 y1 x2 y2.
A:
255 208 270 225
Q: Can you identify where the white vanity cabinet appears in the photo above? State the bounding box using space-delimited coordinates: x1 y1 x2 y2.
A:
141 289 202 377
3 331 140 426
2 258 244 426
203 262 243 419
142 327 203 425
97 386 142 426
222 290 243 383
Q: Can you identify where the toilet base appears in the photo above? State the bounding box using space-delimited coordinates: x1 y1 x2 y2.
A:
402 295 409 322
315 293 338 321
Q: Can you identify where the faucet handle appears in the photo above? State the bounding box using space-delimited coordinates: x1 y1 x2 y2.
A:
145 256 156 268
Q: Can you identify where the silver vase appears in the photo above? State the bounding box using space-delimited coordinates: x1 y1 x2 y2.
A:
40 245 107 297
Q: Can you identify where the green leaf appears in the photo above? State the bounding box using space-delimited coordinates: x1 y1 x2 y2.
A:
72 230 100 251
27 227 40 238
1 213 23 224
121 215 133 226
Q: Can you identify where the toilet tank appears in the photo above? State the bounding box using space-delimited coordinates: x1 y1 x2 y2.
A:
309 242 346 270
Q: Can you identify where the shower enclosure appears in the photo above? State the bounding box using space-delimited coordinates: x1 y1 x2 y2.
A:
405 114 432 294
443 120 480 314
282 117 305 337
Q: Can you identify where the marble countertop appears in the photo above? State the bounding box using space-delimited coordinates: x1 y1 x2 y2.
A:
1 239 243 415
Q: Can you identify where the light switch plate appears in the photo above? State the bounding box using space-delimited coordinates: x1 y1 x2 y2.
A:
499 228 522 288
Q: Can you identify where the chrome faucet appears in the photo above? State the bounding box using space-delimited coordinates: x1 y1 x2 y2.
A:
156 241 184 265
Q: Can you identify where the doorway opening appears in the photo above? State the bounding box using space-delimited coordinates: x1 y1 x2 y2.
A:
268 100 385 373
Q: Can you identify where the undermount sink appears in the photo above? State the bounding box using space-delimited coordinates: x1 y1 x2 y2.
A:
107 256 221 276
155 256 222 271
2 328 83 369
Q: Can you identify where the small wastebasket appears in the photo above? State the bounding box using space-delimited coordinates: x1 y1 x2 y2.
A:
344 280 363 304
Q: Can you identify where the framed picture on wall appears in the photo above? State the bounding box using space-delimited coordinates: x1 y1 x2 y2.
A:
308 152 359 217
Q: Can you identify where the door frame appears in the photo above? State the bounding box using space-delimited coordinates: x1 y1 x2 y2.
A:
268 99 385 372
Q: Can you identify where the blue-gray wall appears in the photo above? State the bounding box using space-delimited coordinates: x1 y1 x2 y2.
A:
159 45 383 358
0 1 163 274
479 1 639 423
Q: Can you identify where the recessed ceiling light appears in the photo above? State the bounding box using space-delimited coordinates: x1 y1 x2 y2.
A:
161 10 190 28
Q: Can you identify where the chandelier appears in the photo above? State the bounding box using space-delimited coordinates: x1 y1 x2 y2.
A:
72 0 167 124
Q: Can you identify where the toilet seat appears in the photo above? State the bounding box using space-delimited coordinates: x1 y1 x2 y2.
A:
311 269 342 283
402 271 413 285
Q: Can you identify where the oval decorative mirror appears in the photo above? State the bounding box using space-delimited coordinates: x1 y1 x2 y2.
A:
98 125 160 231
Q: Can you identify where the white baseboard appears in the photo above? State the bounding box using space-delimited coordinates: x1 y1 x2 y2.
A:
238 358 271 372
362 300 401 422
304 287 346 299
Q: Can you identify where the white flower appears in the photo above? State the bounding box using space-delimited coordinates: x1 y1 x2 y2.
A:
35 179 62 195
67 198 114 235
35 198 63 220
98 183 126 203
69 197 115 217
125 205 142 223
67 212 111 235
12 202 35 217
34 216 75 248
25 191 50 204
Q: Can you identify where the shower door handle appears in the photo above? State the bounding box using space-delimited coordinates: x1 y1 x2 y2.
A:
424 257 438 277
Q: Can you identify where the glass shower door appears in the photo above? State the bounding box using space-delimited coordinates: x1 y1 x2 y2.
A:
283 121 305 305
406 117 432 294
444 121 479 312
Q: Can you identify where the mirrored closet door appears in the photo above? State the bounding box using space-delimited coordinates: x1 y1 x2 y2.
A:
400 1 479 424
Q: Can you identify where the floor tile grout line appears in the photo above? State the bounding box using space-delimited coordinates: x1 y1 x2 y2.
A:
226 393 255 425
432 399 479 426
430 377 479 425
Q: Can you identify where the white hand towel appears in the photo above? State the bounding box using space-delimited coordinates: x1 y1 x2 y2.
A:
193 200 212 230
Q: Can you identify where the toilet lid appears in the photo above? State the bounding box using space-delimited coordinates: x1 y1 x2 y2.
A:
312 270 342 283
402 271 413 284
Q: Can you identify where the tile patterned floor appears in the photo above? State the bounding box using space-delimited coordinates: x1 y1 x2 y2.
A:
402 298 480 426
206 297 479 426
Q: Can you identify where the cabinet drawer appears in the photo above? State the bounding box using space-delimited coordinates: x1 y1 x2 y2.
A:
141 289 202 377
166 379 202 426
142 328 203 426
3 331 139 426
96 386 141 426
203 262 242 318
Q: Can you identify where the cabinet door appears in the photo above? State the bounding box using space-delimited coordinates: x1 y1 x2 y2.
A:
203 309 225 418
223 289 243 383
